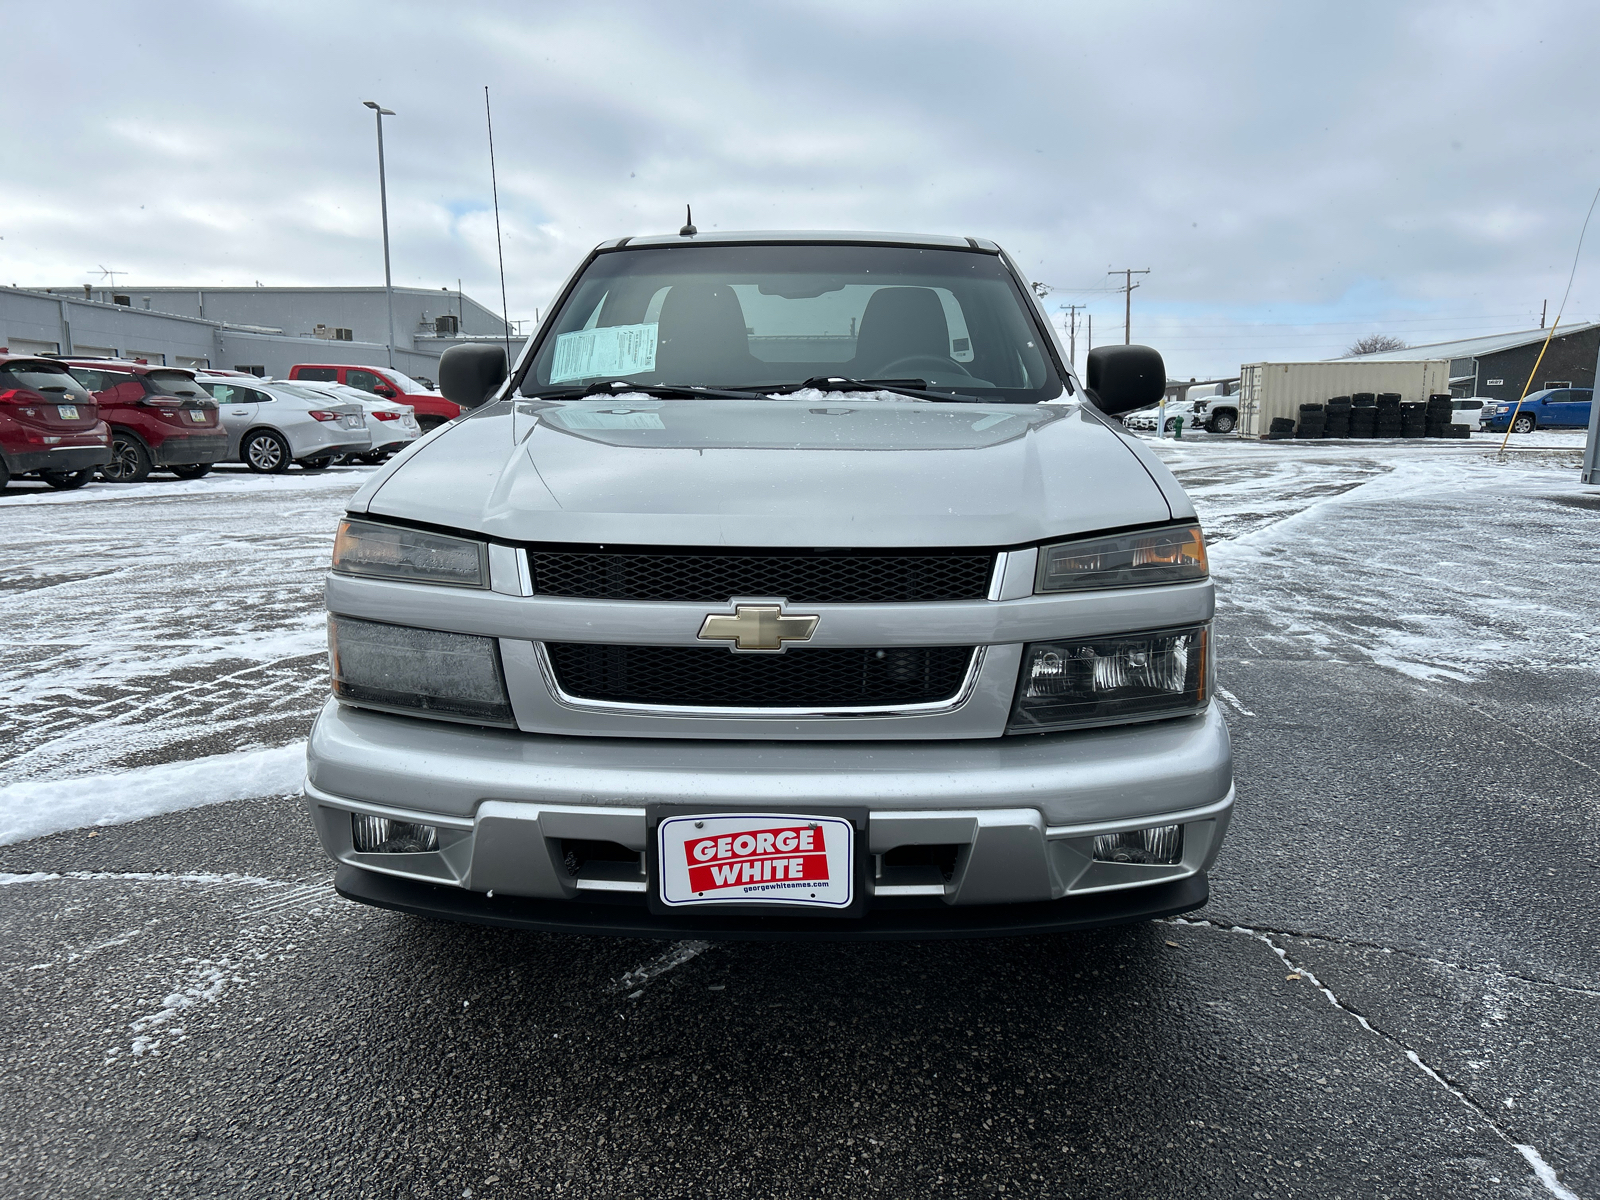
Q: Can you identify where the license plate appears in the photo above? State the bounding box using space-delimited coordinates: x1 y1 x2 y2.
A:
57 404 79 419
656 812 855 909
187 410 206 422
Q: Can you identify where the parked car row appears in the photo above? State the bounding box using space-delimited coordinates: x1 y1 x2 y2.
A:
0 354 451 489
1123 395 1239 434
1479 387 1594 433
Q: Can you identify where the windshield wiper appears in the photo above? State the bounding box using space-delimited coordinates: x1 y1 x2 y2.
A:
526 380 763 402
757 376 977 403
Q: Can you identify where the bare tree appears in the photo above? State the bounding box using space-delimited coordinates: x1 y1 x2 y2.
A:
1346 333 1408 356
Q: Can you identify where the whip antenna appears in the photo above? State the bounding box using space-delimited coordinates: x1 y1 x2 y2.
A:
484 86 512 372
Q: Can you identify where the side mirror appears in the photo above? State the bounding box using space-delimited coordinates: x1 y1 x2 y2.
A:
1086 345 1166 416
373 384 396 398
439 343 508 410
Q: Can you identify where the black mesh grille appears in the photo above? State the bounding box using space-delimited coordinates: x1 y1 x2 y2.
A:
546 644 975 708
527 550 994 604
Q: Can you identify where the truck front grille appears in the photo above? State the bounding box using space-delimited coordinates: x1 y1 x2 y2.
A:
545 644 975 709
527 549 994 604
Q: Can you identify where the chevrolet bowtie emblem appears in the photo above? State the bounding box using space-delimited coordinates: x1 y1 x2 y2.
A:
697 604 820 653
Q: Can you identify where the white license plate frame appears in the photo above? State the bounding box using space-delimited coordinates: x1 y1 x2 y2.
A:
650 808 865 915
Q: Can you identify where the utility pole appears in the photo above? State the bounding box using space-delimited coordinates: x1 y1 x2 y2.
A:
1087 314 1092 356
1060 303 1085 372
363 100 397 368
1108 267 1150 344
1541 299 1547 329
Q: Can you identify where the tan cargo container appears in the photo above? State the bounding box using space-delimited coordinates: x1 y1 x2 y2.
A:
1237 360 1451 438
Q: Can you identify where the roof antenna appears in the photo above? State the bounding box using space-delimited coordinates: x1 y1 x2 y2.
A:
484 85 513 373
679 205 697 237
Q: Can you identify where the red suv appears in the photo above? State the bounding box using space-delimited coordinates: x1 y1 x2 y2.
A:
0 355 111 490
61 360 228 482
287 363 459 432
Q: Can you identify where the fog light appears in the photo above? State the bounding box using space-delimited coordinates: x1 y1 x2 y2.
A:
352 814 439 854
1094 824 1182 865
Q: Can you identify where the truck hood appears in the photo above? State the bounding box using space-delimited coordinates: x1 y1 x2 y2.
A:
358 397 1180 548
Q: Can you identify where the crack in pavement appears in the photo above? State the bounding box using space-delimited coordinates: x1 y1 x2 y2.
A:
1173 917 1584 1199
1176 915 1600 1002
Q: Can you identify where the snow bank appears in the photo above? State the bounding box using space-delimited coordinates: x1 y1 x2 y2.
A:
0 743 306 846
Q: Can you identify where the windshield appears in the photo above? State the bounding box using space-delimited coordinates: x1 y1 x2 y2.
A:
0 361 92 399
381 369 433 394
521 243 1062 402
146 370 210 399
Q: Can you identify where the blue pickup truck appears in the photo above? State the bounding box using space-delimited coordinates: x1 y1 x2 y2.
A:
1481 387 1593 433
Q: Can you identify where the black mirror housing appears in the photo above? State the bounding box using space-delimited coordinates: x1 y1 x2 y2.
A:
439 344 509 410
1086 344 1166 416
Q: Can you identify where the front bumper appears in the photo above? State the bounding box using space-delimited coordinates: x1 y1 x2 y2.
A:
304 698 1234 936
333 863 1211 941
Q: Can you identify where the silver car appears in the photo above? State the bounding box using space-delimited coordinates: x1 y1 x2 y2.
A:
196 376 371 472
287 380 421 463
303 230 1233 939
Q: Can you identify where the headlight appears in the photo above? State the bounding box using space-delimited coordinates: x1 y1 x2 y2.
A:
1035 524 1207 593
1008 624 1211 733
328 616 514 726
332 518 487 588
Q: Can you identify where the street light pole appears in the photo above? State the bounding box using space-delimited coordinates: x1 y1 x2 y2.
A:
363 100 397 368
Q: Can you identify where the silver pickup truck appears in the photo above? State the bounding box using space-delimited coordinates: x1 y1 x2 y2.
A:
304 230 1233 939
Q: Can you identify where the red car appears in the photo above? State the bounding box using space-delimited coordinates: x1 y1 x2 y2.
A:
61 359 228 482
287 363 460 432
0 354 111 490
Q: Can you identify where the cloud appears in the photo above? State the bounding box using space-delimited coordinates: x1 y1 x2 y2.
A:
2 0 1597 375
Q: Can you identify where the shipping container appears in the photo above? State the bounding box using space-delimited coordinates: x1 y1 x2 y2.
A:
1237 360 1450 438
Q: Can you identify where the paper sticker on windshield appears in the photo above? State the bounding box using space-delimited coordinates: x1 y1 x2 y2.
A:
555 409 666 430
550 322 658 383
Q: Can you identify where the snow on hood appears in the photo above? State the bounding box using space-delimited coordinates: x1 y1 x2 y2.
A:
355 397 1182 548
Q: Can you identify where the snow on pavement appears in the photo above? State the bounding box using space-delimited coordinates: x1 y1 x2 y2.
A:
0 744 307 845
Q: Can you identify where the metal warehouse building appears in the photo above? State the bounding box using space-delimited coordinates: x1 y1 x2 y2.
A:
1333 322 1600 403
0 284 514 381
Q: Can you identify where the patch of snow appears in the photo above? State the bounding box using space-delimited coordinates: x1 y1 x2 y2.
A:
0 744 305 845
1515 1144 1581 1200
613 940 713 994
108 957 242 1063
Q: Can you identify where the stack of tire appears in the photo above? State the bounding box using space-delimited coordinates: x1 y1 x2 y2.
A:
1323 395 1352 438
1268 417 1296 440
1424 393 1465 438
1399 401 1427 438
1295 403 1325 438
1348 393 1377 438
1375 393 1403 438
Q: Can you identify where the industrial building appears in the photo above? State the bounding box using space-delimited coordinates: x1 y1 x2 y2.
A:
0 283 515 382
1334 322 1600 402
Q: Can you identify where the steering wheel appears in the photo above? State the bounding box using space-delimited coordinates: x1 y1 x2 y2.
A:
873 354 974 381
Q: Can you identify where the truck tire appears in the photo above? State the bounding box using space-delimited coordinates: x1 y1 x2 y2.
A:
298 456 334 472
243 430 292 474
101 433 152 483
1511 414 1535 433
169 464 213 480
417 416 448 434
0 456 10 491
1207 410 1236 433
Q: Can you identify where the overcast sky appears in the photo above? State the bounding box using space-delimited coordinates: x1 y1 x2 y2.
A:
5 0 1598 378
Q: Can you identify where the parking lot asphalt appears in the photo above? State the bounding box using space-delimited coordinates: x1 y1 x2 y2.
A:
2 440 1597 1199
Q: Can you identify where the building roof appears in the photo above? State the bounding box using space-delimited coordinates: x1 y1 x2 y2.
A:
1334 322 1600 361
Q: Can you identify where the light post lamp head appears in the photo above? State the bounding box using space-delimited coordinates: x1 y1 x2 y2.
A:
362 101 396 116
